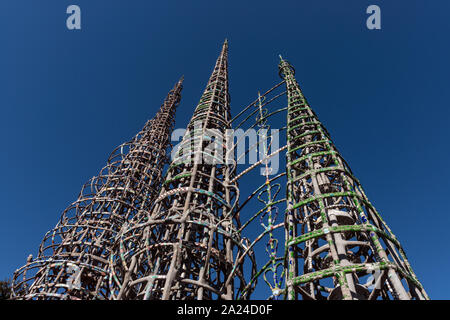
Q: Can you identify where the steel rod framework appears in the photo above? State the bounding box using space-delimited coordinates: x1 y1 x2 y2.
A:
108 40 252 300
10 42 429 300
279 57 428 300
12 79 183 299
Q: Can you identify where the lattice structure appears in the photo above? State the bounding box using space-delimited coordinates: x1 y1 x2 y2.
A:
109 40 253 300
227 85 289 300
12 78 183 300
11 41 429 301
279 57 428 300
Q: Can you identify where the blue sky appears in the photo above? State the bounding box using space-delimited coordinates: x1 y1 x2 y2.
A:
0 1 449 299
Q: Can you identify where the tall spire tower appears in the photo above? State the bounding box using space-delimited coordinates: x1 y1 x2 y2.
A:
109 40 248 300
279 57 428 300
12 79 183 299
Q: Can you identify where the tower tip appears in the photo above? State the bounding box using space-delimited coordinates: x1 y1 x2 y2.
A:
220 39 228 54
279 54 284 61
174 75 184 87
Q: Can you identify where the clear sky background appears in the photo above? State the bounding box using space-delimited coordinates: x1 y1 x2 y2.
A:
0 0 449 299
